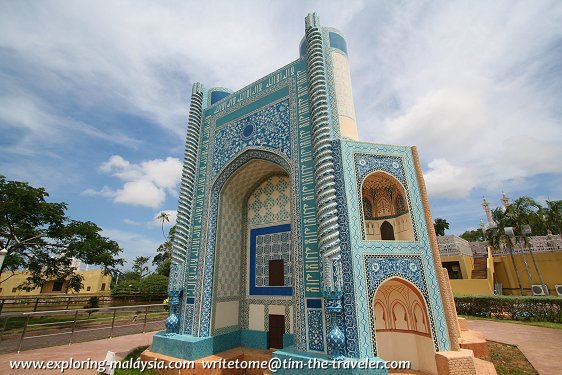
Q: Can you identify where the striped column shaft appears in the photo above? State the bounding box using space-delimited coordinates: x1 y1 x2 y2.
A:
169 82 204 290
305 13 341 290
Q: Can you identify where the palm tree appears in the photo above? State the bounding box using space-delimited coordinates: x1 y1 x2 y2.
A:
487 197 548 295
541 200 562 235
156 211 171 241
486 207 524 295
433 218 449 236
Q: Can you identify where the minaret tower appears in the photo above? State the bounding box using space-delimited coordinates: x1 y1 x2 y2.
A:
482 197 496 228
501 192 511 209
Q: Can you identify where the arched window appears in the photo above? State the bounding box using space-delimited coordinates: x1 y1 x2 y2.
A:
361 171 414 241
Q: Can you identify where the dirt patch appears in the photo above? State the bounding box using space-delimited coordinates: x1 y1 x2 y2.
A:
482 341 538 375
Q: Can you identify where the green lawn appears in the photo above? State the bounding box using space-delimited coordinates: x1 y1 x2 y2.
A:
113 345 154 375
461 315 562 330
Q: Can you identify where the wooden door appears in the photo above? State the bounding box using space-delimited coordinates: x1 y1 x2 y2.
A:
268 314 285 349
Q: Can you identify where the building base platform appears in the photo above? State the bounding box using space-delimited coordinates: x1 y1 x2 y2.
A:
142 345 388 375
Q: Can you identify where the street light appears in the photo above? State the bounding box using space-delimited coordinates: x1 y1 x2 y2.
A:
520 225 548 296
504 227 524 295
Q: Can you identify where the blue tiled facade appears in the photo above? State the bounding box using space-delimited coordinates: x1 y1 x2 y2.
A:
156 13 452 370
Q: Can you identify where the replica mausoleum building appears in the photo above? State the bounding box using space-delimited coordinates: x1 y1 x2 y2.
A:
146 13 484 375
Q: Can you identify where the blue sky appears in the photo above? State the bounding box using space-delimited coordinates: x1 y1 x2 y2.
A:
1 1 561 270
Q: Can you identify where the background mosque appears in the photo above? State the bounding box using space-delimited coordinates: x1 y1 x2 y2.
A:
145 13 490 375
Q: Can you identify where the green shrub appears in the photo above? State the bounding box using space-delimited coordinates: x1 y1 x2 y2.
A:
84 296 100 309
454 295 562 323
110 274 168 296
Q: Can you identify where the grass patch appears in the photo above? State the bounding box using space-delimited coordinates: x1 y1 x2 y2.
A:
483 341 538 375
461 315 562 330
112 345 154 375
121 345 149 362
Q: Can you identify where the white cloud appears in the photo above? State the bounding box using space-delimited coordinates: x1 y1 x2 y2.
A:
85 155 182 208
102 228 161 267
352 1 562 199
82 186 117 198
115 180 166 208
0 94 142 152
424 159 476 198
2 1 562 231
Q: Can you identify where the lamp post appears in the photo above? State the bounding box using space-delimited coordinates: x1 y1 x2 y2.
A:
504 228 524 295
521 225 548 296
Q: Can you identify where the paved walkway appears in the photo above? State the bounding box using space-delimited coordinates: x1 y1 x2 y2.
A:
467 320 562 375
2 322 560 374
0 330 159 374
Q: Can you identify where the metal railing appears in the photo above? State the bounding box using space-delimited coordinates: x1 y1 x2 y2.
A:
490 234 562 256
0 293 167 315
0 303 166 353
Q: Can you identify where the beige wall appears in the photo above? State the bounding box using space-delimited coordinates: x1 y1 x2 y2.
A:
441 253 496 295
248 304 265 331
442 248 562 296
441 255 474 280
331 51 359 140
365 214 415 241
449 279 494 295
215 301 240 330
0 269 111 296
377 332 437 374
374 279 436 373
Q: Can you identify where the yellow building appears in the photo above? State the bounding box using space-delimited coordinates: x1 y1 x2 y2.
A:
0 269 111 296
438 234 562 296
490 235 562 296
438 235 495 295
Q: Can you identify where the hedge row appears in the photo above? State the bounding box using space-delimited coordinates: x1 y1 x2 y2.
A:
454 295 562 323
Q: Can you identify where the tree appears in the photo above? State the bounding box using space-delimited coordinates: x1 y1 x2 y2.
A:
118 271 141 283
460 229 484 242
541 200 562 235
433 218 449 236
132 256 150 278
156 211 170 241
0 175 123 292
110 274 168 296
485 197 546 295
153 226 174 277
83 296 100 318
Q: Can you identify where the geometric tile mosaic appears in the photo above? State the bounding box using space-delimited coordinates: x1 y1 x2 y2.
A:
248 175 290 226
307 309 325 352
255 230 292 287
340 140 451 357
212 99 292 177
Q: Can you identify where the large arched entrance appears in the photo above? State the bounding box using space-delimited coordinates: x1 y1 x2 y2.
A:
208 152 294 349
374 278 436 374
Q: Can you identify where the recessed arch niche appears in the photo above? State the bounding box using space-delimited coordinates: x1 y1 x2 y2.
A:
373 278 435 374
361 171 414 241
210 156 293 346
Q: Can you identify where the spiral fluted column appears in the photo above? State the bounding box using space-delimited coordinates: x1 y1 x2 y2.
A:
305 13 344 359
166 83 203 334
